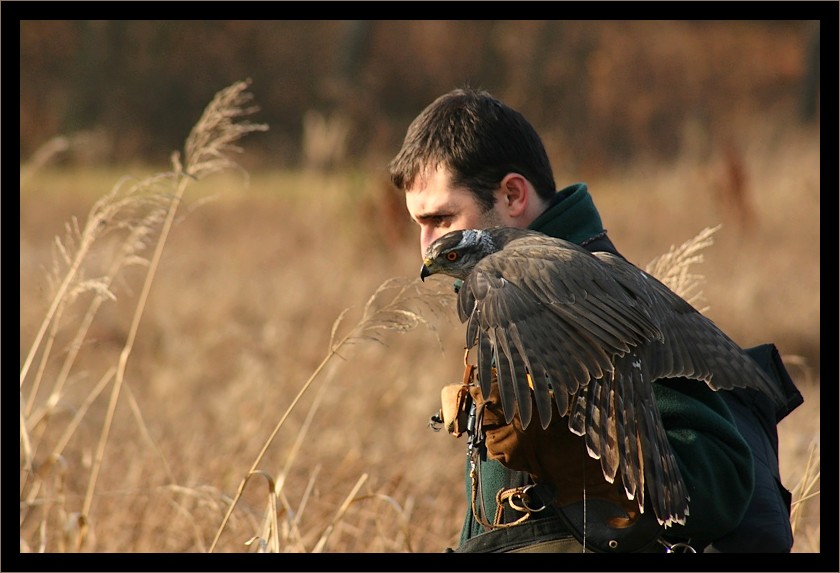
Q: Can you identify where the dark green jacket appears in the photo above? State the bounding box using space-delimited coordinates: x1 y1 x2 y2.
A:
458 182 754 547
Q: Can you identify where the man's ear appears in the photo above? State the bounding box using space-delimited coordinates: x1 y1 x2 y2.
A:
498 173 531 218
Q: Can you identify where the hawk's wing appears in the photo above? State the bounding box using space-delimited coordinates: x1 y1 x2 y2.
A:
457 233 782 526
593 249 783 399
459 235 666 427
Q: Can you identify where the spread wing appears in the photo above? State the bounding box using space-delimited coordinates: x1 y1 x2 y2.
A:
457 233 784 525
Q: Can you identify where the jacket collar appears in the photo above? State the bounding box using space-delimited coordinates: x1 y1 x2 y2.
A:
528 182 606 246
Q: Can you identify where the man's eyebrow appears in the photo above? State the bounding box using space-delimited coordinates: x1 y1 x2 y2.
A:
414 210 452 222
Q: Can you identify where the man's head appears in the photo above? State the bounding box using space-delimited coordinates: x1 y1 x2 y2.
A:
389 88 557 256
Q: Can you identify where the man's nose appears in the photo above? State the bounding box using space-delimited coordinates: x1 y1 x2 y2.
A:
419 227 441 258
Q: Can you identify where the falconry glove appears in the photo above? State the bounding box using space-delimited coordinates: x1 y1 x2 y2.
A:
469 377 668 552
468 377 640 514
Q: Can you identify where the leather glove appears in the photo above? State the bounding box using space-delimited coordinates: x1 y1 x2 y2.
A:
469 380 639 516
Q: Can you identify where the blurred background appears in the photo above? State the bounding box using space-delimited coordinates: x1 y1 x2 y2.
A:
20 20 820 172
19 20 822 554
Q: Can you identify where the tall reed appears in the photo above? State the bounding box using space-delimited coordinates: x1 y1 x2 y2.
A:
20 79 267 551
209 276 451 552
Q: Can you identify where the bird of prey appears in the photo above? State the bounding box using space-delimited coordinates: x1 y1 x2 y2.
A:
419 226 785 527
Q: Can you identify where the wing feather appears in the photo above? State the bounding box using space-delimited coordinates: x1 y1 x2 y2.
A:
599 372 620 482
614 368 640 501
583 377 603 460
477 330 494 399
494 324 532 428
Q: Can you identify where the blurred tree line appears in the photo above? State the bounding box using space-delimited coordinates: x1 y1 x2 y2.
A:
20 20 820 173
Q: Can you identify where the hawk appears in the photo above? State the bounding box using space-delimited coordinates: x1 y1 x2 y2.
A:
420 226 785 527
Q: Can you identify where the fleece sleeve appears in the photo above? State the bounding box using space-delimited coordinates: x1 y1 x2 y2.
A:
653 378 754 542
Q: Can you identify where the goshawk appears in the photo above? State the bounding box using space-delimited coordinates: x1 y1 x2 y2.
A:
420 226 785 527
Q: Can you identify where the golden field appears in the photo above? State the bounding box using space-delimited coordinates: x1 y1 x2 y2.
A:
19 102 820 554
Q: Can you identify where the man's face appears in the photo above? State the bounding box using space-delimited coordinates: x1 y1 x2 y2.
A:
405 165 507 258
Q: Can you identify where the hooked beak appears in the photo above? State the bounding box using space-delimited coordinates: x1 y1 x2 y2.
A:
420 263 432 282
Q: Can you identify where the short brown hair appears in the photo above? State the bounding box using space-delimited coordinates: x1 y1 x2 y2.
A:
389 88 556 212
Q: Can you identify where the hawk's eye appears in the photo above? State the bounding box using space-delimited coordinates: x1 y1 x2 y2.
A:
446 251 459 262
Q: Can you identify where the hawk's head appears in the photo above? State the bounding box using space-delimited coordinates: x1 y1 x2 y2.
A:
420 228 498 281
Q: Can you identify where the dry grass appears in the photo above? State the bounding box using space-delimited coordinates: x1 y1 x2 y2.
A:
19 85 819 555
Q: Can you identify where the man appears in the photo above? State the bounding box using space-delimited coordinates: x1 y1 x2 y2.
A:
388 88 754 553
